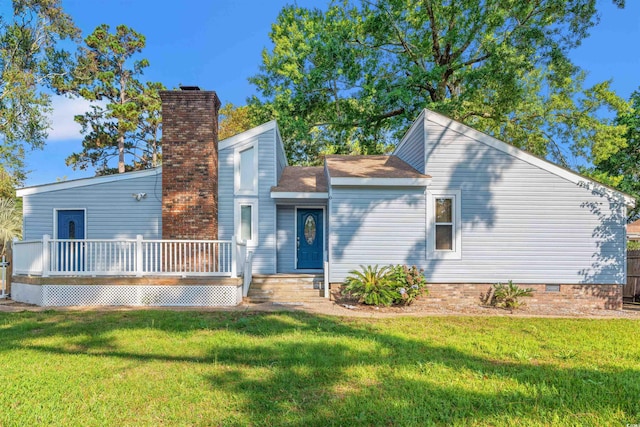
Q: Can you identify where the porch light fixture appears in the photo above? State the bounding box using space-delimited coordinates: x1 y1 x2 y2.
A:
132 192 147 201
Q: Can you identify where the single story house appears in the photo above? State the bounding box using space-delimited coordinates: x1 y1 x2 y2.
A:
627 219 640 241
12 88 634 308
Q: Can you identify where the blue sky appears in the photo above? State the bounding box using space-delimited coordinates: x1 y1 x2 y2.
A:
24 0 640 186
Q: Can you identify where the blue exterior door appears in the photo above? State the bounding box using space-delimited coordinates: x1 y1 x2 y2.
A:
57 210 85 271
57 210 85 240
297 209 323 269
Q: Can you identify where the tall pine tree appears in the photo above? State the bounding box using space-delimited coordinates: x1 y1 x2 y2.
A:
58 24 164 175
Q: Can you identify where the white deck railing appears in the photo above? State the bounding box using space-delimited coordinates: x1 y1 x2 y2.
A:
13 235 239 277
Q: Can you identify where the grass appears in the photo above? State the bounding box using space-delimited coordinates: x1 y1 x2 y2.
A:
0 311 638 426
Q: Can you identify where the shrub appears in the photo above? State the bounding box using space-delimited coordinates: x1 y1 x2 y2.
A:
628 240 640 250
489 281 534 309
388 265 428 305
342 265 395 306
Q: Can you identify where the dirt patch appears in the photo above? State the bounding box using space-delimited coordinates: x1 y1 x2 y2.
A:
1 297 639 319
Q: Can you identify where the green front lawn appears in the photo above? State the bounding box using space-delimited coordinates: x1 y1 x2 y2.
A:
0 310 638 426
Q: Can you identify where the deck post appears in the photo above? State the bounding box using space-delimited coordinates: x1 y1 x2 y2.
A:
135 235 144 277
42 234 51 277
231 236 237 278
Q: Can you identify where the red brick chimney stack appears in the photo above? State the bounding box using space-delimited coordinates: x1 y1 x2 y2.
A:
160 87 221 240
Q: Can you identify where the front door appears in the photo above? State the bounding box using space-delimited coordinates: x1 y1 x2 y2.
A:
57 210 85 271
297 209 323 270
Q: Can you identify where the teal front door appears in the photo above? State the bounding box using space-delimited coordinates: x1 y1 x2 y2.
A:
297 209 323 269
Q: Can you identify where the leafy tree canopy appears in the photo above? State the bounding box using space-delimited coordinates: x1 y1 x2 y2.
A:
57 24 164 175
218 102 262 141
0 0 78 183
592 89 640 219
250 0 628 166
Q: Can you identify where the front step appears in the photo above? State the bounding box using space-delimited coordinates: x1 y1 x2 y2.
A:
247 274 326 303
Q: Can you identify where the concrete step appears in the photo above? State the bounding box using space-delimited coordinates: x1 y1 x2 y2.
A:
247 274 326 303
246 296 327 304
248 289 321 298
249 283 318 291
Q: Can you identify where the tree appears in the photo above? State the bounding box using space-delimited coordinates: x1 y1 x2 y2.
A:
58 24 164 175
250 0 628 166
218 103 260 140
0 198 21 255
592 90 640 219
0 0 78 184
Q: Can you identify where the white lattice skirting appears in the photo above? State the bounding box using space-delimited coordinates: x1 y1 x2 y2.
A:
12 283 242 307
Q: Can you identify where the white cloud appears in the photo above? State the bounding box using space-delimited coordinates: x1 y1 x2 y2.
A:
46 95 103 142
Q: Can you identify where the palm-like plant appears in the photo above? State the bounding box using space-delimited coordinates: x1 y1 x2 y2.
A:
0 198 21 255
492 281 534 309
343 265 396 306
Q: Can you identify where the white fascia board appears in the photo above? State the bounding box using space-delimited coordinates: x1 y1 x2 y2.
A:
329 177 431 187
270 192 328 199
219 120 277 151
17 167 162 197
422 109 636 207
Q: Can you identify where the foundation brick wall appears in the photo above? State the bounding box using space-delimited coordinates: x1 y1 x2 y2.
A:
332 282 623 310
160 90 221 240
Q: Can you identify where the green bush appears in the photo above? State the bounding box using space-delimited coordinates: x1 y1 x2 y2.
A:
490 281 534 309
628 240 640 250
342 264 428 307
388 265 428 305
342 265 395 306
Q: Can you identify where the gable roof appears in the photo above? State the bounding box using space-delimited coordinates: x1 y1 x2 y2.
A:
271 166 327 193
395 108 636 207
16 167 161 197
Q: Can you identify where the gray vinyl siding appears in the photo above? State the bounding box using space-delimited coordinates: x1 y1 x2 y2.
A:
328 114 626 285
329 187 426 282
218 146 235 241
276 206 295 272
22 173 162 240
276 202 328 273
421 117 626 285
394 112 425 173
254 129 277 274
219 126 279 274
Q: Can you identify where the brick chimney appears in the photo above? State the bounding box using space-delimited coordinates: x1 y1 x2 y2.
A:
160 87 221 240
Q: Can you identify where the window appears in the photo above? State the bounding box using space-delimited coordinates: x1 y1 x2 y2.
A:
235 201 258 245
68 221 76 239
240 205 252 242
238 146 256 193
428 190 461 259
435 198 453 250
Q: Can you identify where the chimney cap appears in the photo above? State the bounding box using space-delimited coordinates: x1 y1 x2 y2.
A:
179 85 201 91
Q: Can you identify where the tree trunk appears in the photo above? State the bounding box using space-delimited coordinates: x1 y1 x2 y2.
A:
118 132 125 173
119 70 126 173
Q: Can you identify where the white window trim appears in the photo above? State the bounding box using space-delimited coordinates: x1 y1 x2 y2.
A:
53 208 87 240
235 199 258 247
234 143 259 196
427 189 461 260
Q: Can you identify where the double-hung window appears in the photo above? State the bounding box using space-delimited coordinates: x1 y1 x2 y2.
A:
435 198 454 250
428 189 461 259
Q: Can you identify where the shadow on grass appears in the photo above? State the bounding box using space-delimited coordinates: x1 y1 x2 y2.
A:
0 310 638 425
